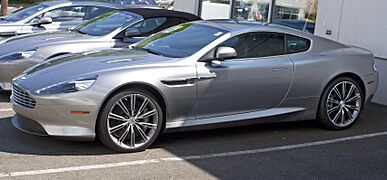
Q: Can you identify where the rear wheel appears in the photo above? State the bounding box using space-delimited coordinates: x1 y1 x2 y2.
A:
318 77 363 130
97 89 163 152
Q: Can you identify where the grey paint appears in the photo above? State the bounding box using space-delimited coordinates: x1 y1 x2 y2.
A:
11 21 379 140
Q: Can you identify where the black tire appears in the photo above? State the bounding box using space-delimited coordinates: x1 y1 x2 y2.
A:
317 77 364 130
97 88 164 153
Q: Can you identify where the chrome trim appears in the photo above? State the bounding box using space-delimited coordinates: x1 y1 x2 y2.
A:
326 81 362 127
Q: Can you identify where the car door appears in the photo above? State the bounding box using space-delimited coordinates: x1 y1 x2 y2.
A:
111 17 186 47
39 6 86 32
195 32 294 119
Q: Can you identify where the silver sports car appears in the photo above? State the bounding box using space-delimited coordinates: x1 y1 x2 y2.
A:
0 1 123 40
0 8 200 90
11 20 379 152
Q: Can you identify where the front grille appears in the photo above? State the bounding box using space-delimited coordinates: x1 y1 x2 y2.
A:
12 84 36 108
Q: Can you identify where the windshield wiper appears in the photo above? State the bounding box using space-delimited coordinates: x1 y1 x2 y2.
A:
132 47 163 56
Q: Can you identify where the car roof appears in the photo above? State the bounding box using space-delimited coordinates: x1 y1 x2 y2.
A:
123 8 202 21
201 19 314 38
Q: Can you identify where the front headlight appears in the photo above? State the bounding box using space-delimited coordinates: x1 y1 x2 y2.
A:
35 75 98 94
0 49 37 61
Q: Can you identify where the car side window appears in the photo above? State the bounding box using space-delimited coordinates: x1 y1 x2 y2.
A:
43 6 86 22
84 6 114 21
286 35 311 54
220 32 285 59
132 17 167 36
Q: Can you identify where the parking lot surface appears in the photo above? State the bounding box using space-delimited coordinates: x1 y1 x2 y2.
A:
0 91 387 179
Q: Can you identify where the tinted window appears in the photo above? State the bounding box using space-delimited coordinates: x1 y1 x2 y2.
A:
221 32 285 58
138 17 190 36
85 6 114 20
75 11 136 36
135 23 228 58
116 17 189 38
133 17 167 34
44 6 86 22
286 35 311 54
3 4 48 22
161 18 190 30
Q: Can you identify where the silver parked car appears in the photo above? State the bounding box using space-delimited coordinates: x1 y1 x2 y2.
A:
11 20 379 152
0 1 123 40
0 8 201 90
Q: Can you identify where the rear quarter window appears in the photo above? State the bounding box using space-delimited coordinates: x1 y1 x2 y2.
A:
286 35 311 54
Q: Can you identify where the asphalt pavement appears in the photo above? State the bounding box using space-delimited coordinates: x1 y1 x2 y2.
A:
0 91 387 179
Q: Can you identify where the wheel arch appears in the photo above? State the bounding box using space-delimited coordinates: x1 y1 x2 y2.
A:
325 72 366 98
317 72 366 118
95 82 168 134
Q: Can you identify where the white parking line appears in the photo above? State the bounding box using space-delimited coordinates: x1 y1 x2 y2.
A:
0 109 12 112
0 131 387 178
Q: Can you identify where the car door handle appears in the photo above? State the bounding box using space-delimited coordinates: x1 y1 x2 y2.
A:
272 67 287 72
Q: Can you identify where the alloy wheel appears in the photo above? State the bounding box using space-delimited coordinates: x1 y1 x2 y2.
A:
107 93 159 149
326 81 362 127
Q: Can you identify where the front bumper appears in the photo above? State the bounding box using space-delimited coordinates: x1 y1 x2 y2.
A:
11 95 100 141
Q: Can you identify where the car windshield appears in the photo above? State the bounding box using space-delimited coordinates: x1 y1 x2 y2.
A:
74 11 136 36
2 4 48 22
135 23 228 58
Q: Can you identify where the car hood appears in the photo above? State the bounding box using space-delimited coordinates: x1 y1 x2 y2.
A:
0 31 93 55
15 49 175 91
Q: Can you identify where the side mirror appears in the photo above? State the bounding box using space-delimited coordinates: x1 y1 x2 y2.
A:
124 27 141 37
32 17 53 26
215 47 237 60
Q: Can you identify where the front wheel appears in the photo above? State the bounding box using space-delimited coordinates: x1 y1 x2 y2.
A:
97 89 163 152
317 77 364 130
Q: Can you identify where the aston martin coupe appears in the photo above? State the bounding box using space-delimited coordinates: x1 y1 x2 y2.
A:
11 20 379 152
